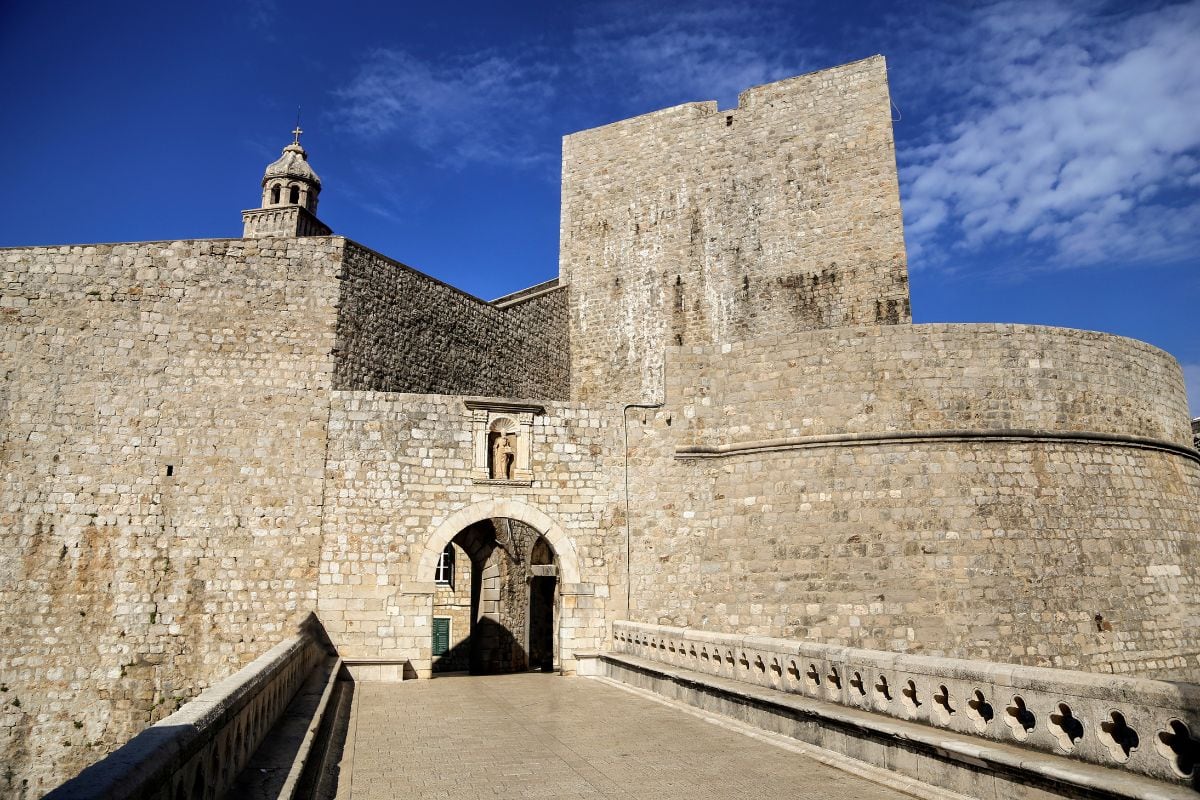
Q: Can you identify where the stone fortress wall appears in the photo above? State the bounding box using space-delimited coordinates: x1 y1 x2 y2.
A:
316 391 615 679
673 323 1194 447
552 53 1200 680
0 236 582 795
332 242 569 398
620 324 1200 677
560 56 911 403
2 53 1199 796
0 238 342 793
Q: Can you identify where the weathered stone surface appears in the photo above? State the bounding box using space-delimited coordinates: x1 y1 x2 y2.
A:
332 242 568 398
2 55 1198 797
0 237 339 795
561 56 910 402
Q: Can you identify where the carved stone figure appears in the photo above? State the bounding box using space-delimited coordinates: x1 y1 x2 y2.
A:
490 433 514 480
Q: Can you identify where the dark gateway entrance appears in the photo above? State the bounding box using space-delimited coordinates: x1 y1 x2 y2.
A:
430 517 560 674
528 537 557 671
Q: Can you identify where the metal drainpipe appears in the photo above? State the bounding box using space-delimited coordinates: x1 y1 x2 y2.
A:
622 394 665 615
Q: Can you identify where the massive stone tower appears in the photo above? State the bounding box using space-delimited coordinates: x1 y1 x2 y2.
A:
241 126 332 238
560 56 910 402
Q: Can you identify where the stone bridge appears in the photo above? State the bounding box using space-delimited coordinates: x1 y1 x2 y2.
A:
44 617 1199 800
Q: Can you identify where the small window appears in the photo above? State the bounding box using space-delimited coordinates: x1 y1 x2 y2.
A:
434 545 455 587
289 185 300 204
270 185 280 204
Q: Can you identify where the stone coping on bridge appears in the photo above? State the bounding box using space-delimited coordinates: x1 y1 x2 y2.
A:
45 615 329 800
591 651 1199 800
610 621 1200 788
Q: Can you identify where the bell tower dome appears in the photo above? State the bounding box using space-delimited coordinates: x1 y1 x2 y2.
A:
241 125 332 238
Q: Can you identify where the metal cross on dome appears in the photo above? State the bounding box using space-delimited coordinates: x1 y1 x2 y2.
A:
291 125 303 144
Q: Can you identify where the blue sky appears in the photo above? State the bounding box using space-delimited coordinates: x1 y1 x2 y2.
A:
2 0 1197 413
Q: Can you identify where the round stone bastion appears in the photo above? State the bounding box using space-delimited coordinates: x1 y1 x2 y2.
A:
648 323 1200 677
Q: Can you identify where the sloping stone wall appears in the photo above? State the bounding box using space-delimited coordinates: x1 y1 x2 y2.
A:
332 242 569 399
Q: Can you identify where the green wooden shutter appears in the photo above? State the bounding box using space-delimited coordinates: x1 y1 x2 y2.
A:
432 618 450 657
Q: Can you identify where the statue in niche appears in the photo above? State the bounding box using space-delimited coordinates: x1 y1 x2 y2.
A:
490 433 515 480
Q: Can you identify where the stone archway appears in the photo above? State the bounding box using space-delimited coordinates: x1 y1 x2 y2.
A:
417 499 581 586
412 501 590 676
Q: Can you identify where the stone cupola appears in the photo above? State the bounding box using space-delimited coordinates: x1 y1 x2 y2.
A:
242 126 332 239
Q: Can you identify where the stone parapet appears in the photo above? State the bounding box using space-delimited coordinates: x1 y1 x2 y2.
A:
44 616 330 799
668 323 1195 450
611 621 1200 788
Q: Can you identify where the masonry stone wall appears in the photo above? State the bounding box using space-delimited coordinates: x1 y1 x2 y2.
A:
621 323 1200 681
672 323 1194 449
0 238 341 797
560 55 910 402
430 541 472 673
0 233 580 792
332 242 569 398
6 55 1200 798
317 391 619 677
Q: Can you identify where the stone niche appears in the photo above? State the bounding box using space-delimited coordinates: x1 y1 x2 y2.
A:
465 399 544 484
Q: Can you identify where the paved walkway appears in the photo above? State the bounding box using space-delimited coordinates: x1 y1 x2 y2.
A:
334 673 918 800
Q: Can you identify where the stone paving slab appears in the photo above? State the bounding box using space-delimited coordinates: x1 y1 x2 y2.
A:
335 673 920 800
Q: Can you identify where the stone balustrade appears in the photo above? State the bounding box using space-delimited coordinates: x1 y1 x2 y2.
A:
45 616 330 800
611 621 1200 787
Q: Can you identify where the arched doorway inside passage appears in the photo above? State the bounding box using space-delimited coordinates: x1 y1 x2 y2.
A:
416 500 585 676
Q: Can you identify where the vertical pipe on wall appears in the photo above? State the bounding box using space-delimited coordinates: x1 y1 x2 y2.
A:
622 401 664 617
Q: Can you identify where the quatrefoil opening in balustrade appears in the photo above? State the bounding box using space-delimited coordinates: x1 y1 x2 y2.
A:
1155 719 1198 779
963 689 993 732
900 679 921 716
1049 703 1085 752
1004 696 1036 741
932 684 956 725
826 667 842 696
804 663 821 693
849 671 866 697
873 675 891 710
1098 710 1139 763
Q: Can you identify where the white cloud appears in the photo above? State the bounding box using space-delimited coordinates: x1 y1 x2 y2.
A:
1184 363 1200 418
333 49 558 169
899 1 1200 271
573 3 821 110
244 0 279 36
332 5 822 172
